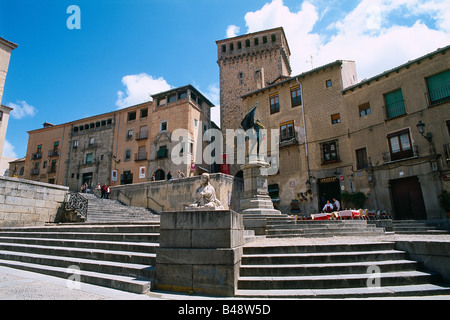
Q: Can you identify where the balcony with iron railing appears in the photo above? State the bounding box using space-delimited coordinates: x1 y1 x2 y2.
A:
30 168 39 175
135 131 148 140
135 152 147 161
426 84 450 107
279 130 299 148
48 149 59 157
32 153 42 160
382 145 419 163
385 100 406 119
81 158 97 167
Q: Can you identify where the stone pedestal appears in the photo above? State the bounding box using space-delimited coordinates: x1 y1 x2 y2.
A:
155 210 243 297
239 159 282 236
240 159 281 216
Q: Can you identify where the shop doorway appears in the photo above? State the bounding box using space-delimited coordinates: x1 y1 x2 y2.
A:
390 176 426 220
82 172 93 189
318 177 341 211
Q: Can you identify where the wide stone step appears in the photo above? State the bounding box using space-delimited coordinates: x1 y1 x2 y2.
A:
238 270 440 290
263 219 386 238
241 250 408 265
0 242 156 265
0 231 159 243
266 230 385 238
235 284 450 298
0 223 160 234
0 258 151 294
243 242 396 254
266 223 375 230
268 220 370 226
239 260 419 276
0 236 159 254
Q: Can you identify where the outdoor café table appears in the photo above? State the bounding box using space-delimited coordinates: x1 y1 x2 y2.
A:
311 213 331 220
336 210 360 219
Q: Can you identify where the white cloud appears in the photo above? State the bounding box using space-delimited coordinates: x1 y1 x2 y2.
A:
239 0 450 80
7 100 37 119
226 25 240 38
2 140 18 158
204 83 221 127
116 73 172 109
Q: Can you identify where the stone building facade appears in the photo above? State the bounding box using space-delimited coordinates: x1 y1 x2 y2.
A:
240 60 358 215
237 40 449 219
342 46 450 220
65 113 116 191
23 85 214 191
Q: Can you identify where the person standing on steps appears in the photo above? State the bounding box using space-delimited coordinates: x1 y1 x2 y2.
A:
101 183 107 198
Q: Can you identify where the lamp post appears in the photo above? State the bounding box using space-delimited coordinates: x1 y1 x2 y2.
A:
417 120 435 149
417 120 437 169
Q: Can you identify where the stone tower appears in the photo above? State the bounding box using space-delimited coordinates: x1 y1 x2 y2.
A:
216 27 291 174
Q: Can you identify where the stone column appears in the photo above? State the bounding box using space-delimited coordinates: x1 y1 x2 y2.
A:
155 209 243 297
240 159 281 215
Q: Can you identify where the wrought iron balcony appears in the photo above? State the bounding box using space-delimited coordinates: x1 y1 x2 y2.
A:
385 100 406 119
134 152 147 161
382 145 419 163
48 149 59 157
426 84 450 106
32 153 42 160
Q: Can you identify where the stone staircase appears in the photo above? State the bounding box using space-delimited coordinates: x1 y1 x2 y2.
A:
265 217 385 238
369 220 450 235
391 220 449 234
79 193 159 223
0 223 159 293
236 241 450 298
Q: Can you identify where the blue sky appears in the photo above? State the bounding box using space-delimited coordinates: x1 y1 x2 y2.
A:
1 0 449 159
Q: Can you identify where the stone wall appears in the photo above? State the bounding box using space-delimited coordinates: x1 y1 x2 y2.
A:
396 241 450 283
109 173 243 213
0 176 69 227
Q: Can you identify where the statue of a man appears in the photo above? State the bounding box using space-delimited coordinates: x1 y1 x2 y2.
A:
188 173 223 209
241 102 265 155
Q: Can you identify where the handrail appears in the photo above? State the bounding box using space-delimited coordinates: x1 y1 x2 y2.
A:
65 192 88 219
147 196 164 213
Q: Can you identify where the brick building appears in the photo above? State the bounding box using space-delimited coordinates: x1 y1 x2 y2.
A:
23 85 214 191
